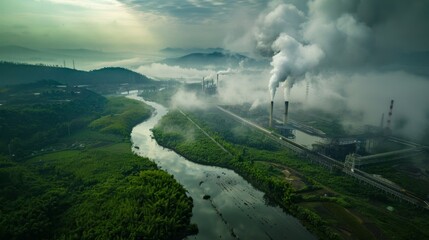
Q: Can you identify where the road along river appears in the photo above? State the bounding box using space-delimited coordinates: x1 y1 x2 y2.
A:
129 94 316 240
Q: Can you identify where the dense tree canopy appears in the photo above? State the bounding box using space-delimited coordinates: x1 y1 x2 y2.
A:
0 85 197 239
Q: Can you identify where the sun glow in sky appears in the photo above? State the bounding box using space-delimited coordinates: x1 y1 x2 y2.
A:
0 0 276 51
0 0 161 51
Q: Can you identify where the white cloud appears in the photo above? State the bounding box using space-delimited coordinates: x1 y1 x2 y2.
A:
292 71 429 139
136 63 214 81
42 0 121 10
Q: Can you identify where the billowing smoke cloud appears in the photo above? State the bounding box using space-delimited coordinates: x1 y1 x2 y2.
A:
252 0 377 100
268 33 324 99
303 0 373 67
249 0 429 68
217 69 270 105
136 63 213 81
300 70 429 139
253 2 306 57
252 2 326 99
171 89 209 110
223 0 429 141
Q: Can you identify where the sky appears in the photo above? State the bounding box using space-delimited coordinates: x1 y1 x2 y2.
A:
0 0 269 51
1 0 428 53
0 0 156 51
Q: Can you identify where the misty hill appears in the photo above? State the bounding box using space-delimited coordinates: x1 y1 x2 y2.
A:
0 45 132 68
160 51 267 69
160 47 225 56
47 48 128 60
0 45 48 62
0 45 41 55
0 62 154 86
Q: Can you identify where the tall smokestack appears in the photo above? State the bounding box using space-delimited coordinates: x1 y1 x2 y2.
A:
283 85 290 125
269 101 274 128
216 74 219 86
386 99 394 132
202 77 205 92
284 101 289 125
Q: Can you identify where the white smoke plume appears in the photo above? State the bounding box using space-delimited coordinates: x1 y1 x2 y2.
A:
136 63 213 81
171 89 209 110
217 68 234 75
252 0 393 99
303 0 373 67
204 74 214 80
268 33 324 99
222 0 429 141
282 82 291 101
253 2 306 56
252 2 325 99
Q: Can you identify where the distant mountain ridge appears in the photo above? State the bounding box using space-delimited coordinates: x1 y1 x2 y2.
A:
0 61 154 86
160 47 225 55
0 45 132 67
160 51 268 69
0 45 41 55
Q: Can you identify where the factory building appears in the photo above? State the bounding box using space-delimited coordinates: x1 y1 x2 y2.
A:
201 77 217 95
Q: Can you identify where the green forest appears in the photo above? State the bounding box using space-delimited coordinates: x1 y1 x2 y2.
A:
153 108 429 240
0 82 197 239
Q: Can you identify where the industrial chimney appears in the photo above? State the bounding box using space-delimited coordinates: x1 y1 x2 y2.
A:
202 77 205 92
386 100 394 132
269 101 274 128
283 85 290 125
284 101 289 125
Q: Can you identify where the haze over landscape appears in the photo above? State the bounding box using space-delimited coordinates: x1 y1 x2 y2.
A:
1 0 429 239
2 0 428 139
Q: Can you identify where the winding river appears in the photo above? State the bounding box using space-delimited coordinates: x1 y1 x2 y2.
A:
129 94 316 240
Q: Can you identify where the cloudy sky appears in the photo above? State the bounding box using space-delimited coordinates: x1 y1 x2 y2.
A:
1 0 428 53
0 0 268 51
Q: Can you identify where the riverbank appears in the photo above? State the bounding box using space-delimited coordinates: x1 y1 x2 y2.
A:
152 108 429 240
152 109 338 239
0 96 197 239
130 96 315 240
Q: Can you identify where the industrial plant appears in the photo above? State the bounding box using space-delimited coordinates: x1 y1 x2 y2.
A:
201 76 217 95
194 75 428 209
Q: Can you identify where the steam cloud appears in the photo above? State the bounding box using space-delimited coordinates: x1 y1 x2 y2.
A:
217 68 233 75
223 0 429 140
253 1 376 99
253 2 316 99
268 34 324 99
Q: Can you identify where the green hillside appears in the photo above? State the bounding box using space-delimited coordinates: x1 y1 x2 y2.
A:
0 61 154 86
0 84 197 239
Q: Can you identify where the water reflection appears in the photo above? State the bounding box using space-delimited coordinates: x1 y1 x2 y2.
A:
129 94 315 240
291 130 326 150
